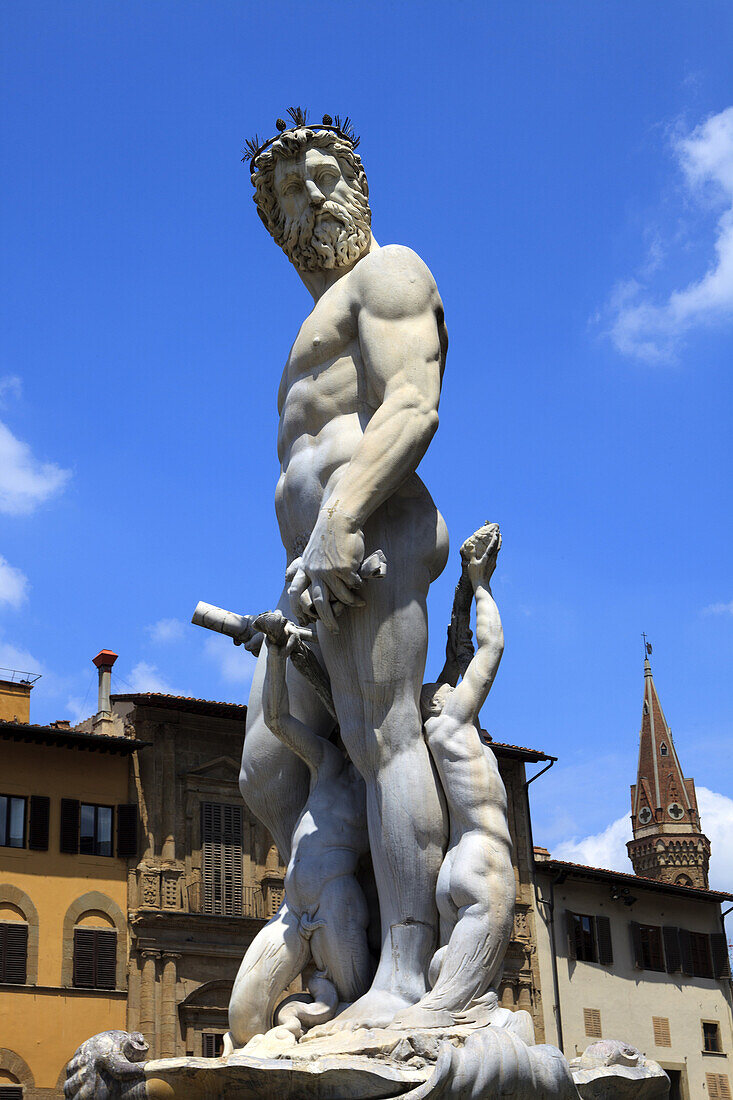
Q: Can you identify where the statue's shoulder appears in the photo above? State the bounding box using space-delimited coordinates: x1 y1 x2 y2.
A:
352 245 440 318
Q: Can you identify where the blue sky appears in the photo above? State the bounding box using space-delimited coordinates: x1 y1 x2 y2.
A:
1 2 732 883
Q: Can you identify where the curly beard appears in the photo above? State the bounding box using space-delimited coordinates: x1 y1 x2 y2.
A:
277 189 371 272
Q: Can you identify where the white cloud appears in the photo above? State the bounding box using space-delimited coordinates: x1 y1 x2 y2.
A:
204 633 257 687
703 599 733 616
0 419 71 515
0 556 29 608
128 661 179 695
554 813 632 873
146 617 186 643
551 786 733 893
0 639 42 678
697 787 733 892
608 106 733 361
0 376 22 406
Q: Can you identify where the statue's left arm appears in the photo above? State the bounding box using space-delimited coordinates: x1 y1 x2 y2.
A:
292 247 445 630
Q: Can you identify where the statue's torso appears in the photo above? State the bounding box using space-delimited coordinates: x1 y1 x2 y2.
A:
275 270 372 559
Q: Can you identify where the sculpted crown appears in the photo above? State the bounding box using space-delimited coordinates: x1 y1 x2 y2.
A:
243 106 360 172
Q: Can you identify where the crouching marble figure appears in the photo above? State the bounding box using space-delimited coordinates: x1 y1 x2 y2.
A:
65 112 666 1098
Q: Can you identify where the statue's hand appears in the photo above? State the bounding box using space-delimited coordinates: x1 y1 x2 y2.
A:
461 522 501 588
288 509 365 632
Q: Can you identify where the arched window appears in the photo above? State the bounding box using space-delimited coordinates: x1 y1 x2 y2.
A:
0 1075 23 1099
0 1049 34 1098
0 888 38 986
73 912 117 990
660 743 668 756
62 892 126 990
675 874 693 887
0 906 27 986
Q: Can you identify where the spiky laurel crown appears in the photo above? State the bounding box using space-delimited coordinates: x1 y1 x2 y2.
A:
242 106 360 171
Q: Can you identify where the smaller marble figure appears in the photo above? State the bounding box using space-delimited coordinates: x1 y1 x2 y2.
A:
228 610 372 1048
392 523 515 1028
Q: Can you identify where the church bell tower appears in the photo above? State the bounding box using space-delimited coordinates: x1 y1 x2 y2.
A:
627 650 710 889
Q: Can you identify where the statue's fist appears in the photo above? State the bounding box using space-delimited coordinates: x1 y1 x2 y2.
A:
63 1031 148 1100
460 522 501 585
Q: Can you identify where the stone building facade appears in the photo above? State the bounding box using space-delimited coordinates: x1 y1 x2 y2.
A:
110 692 286 1059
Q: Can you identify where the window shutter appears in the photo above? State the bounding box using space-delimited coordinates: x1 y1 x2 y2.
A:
630 921 644 968
583 1007 602 1038
652 1016 671 1046
565 910 577 960
707 1074 732 1100
711 933 731 980
595 915 613 965
95 929 117 989
663 926 681 973
60 798 80 854
0 922 28 984
201 802 244 916
73 928 96 987
679 927 694 976
116 804 138 858
73 928 117 989
0 1087 24 1099
28 795 50 850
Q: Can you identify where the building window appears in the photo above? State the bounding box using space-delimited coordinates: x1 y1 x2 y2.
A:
0 1086 24 1099
201 802 244 916
583 1007 602 1038
660 742 668 756
652 1016 671 1047
566 911 613 965
79 804 113 857
0 795 26 849
704 1021 723 1054
72 927 117 989
630 922 665 971
0 921 28 984
690 932 714 979
202 1033 225 1058
706 1073 731 1099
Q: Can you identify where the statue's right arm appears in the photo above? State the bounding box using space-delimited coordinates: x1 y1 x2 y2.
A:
441 579 504 728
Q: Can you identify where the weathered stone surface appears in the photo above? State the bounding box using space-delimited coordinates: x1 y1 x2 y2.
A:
570 1040 669 1098
63 1031 148 1099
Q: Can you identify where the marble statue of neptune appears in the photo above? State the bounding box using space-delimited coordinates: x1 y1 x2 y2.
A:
236 110 450 1031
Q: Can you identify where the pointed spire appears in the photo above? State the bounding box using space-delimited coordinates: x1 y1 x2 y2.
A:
628 645 710 889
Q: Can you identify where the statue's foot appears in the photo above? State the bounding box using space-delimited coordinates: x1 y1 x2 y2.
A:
303 989 415 1039
389 1001 455 1031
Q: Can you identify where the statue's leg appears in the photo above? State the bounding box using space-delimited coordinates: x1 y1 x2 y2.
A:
308 876 373 1006
239 583 333 861
228 901 310 1048
391 824 514 1028
313 486 449 1031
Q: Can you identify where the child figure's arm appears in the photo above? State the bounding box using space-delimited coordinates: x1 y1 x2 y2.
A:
440 524 504 729
262 635 328 773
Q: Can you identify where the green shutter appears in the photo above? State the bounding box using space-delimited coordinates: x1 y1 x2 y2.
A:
116 804 138 858
595 915 613 966
663 926 681 973
629 921 644 968
0 922 28 984
29 795 50 850
711 933 731 980
60 798 80 854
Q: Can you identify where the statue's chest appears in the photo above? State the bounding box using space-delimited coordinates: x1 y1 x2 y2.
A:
288 293 356 377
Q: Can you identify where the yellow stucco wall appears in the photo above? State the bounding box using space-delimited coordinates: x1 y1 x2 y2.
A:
1 738 130 1090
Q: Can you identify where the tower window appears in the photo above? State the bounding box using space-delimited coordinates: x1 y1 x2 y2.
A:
660 743 668 756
